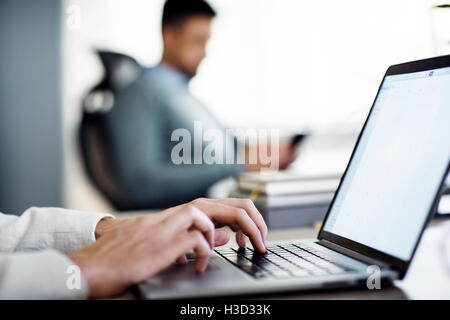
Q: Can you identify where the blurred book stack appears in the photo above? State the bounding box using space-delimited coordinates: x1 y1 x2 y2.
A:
231 172 342 229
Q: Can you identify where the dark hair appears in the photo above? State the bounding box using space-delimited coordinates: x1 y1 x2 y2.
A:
162 0 216 29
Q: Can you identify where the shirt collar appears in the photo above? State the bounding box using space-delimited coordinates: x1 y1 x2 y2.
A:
148 62 190 87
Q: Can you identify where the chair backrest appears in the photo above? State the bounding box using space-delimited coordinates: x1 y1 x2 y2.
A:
78 50 143 211
79 112 131 210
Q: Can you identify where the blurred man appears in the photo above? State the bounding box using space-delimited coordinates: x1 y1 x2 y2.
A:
104 0 297 209
0 198 267 299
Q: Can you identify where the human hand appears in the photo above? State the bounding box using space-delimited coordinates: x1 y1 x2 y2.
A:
277 141 298 170
186 198 267 251
95 216 232 264
70 198 267 298
96 198 268 252
244 141 298 171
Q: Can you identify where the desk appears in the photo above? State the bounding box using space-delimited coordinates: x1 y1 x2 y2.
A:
116 211 450 300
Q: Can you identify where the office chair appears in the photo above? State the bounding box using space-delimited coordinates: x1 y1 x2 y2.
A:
79 51 143 211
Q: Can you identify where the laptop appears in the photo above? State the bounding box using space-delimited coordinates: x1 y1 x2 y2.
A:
138 54 450 299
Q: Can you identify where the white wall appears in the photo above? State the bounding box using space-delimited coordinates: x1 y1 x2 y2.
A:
61 0 449 211
192 0 440 130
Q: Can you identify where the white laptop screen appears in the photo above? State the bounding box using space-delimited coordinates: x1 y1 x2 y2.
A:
323 66 450 261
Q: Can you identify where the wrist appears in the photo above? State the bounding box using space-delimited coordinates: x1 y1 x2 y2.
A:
67 251 105 298
95 218 116 239
68 247 128 299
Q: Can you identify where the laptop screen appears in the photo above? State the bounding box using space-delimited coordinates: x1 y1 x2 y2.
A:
323 66 450 261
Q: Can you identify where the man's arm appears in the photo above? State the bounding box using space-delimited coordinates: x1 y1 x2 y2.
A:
0 250 88 299
0 207 113 253
0 198 267 299
0 207 113 299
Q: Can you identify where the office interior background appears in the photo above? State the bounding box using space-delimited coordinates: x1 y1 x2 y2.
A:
0 0 449 214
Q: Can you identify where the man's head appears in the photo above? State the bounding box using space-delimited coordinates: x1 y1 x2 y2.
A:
161 0 216 78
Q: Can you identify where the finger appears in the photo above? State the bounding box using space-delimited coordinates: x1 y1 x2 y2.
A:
176 254 188 265
194 198 268 249
187 230 212 273
214 228 230 247
190 199 266 253
165 205 215 249
236 230 246 248
171 230 211 273
217 198 268 244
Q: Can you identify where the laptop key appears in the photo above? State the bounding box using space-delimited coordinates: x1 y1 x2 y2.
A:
270 270 292 278
216 243 356 280
215 248 237 256
291 269 310 277
251 269 271 279
221 255 272 279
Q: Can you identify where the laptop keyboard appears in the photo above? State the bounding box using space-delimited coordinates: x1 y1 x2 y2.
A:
215 243 355 279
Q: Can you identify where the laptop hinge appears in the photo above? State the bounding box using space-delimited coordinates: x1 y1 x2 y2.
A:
318 239 392 269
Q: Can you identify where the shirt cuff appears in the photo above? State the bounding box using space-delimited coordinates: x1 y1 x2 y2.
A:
19 207 114 253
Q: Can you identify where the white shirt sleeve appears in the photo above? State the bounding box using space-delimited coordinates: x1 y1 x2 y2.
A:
0 250 89 299
0 207 114 253
0 207 115 299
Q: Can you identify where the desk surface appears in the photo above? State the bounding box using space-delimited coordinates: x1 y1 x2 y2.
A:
116 211 450 300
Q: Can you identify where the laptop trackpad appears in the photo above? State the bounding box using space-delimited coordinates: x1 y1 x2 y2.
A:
144 255 223 286
156 259 221 277
140 252 252 296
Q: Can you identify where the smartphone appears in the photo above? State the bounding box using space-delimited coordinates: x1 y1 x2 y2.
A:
290 133 307 147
